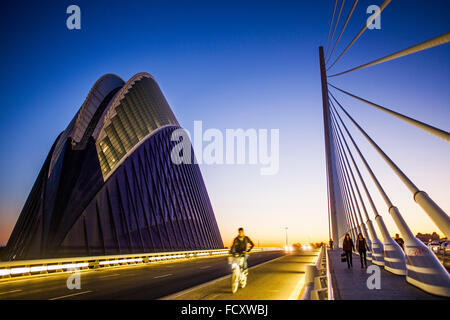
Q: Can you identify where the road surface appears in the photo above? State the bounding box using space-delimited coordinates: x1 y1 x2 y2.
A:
163 250 319 300
0 251 284 300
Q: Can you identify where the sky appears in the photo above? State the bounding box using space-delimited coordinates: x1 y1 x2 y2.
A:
0 0 449 247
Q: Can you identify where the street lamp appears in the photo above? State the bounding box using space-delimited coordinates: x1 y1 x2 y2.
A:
285 227 288 247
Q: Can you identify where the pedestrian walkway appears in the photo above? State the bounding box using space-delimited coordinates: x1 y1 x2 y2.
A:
328 249 445 300
162 250 319 300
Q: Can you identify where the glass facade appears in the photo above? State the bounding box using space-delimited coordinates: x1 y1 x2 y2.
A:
96 74 179 179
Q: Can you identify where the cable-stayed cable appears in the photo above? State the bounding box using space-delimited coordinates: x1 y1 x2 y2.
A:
329 99 407 270
326 0 358 64
329 104 379 221
333 121 363 239
332 127 357 238
336 122 361 236
332 116 371 241
329 31 450 76
330 112 361 240
326 0 346 58
325 0 339 53
327 0 391 71
328 84 450 142
329 104 385 261
329 91 450 237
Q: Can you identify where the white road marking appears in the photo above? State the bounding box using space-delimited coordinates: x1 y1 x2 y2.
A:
160 253 286 300
153 273 173 279
288 275 306 300
289 252 319 300
0 289 22 296
49 290 92 300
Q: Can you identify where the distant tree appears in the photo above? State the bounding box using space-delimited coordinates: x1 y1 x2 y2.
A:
416 232 440 243
311 242 325 249
292 243 302 251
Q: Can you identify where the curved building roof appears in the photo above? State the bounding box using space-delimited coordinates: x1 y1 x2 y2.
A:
48 72 179 180
93 72 179 179
48 74 125 176
72 73 125 145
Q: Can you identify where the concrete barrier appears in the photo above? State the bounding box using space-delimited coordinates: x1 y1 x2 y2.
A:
300 246 330 300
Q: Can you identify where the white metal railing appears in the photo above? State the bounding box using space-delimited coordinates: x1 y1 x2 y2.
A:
0 247 280 282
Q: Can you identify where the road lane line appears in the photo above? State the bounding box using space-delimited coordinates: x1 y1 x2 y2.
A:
0 289 22 296
289 253 319 300
288 274 306 300
49 290 92 300
153 273 172 279
200 266 211 269
160 253 286 300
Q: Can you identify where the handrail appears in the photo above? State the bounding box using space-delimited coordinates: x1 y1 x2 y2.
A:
314 245 325 268
300 246 328 300
326 248 335 300
0 247 281 281
0 249 228 268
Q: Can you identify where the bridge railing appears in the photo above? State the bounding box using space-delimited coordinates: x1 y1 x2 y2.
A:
0 247 281 282
321 0 450 298
326 247 335 300
300 245 330 300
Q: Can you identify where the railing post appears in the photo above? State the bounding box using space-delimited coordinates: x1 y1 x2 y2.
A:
366 219 385 266
373 214 406 274
387 206 450 297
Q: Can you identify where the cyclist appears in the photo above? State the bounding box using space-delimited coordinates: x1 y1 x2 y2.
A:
230 227 255 274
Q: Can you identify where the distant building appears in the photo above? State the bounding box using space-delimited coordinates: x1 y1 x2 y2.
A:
5 73 223 260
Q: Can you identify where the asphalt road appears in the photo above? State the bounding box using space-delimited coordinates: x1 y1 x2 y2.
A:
164 250 319 300
0 251 284 300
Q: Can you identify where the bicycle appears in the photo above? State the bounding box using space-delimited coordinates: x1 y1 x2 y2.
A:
228 253 248 293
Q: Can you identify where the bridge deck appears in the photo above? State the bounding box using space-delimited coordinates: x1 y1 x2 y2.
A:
163 250 319 300
328 249 445 300
0 251 284 299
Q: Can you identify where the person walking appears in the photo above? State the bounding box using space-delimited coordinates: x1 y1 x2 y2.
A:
356 233 369 268
342 233 354 269
394 233 404 251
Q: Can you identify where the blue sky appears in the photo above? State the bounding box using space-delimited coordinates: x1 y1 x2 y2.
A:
0 0 449 246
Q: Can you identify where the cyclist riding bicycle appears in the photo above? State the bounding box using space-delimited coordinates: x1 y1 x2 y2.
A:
229 227 255 274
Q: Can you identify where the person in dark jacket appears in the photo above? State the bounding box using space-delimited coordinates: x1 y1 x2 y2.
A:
394 233 405 251
356 233 369 268
342 233 354 269
230 227 255 271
